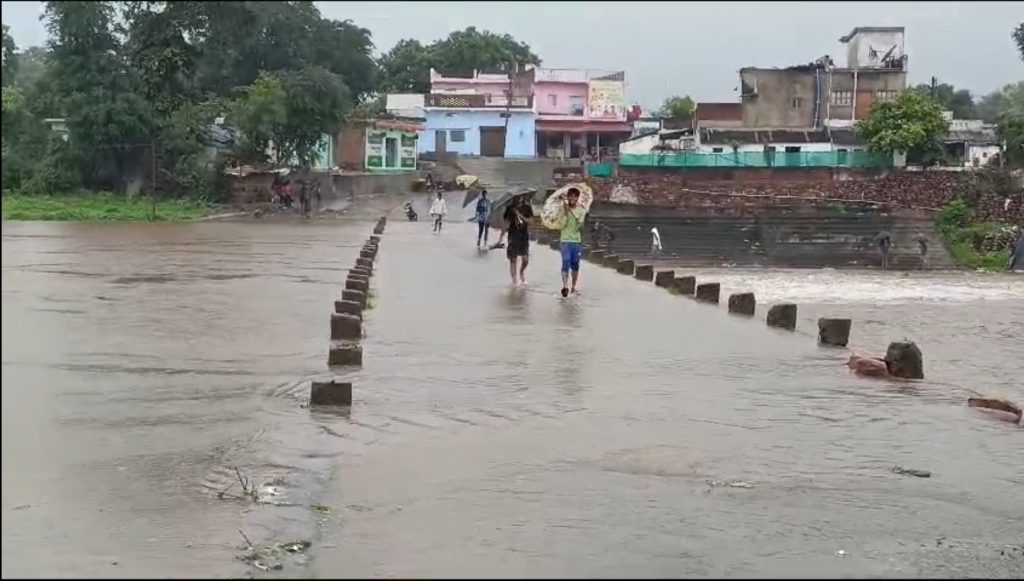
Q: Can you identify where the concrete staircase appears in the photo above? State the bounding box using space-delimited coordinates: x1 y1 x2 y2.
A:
454 157 561 193
587 205 955 270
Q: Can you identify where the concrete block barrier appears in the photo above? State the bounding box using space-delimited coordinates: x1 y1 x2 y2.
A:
817 318 852 347
695 282 721 304
310 380 352 406
727 292 756 316
766 304 797 330
330 313 362 340
327 341 363 367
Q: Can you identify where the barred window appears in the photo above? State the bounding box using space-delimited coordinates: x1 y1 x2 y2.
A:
831 90 853 106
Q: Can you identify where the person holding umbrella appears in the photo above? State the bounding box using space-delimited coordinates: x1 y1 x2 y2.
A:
556 187 588 297
501 193 534 286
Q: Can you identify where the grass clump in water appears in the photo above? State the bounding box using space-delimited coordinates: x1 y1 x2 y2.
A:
2 191 215 222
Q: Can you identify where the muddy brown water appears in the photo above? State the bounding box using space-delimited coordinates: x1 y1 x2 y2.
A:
2 216 1022 579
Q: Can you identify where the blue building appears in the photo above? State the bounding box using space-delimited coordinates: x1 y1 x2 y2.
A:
418 70 537 158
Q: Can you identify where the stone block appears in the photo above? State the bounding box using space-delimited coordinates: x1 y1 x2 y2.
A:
602 254 619 267
360 249 375 260
369 235 380 244
654 270 675 287
351 267 371 278
345 277 368 293
342 289 366 307
549 240 560 250
634 264 654 281
727 292 756 316
334 299 363 318
885 341 924 379
766 303 797 330
695 282 720 304
327 341 362 367
616 259 635 275
817 318 852 347
673 276 696 295
589 250 606 263
330 312 362 340
310 380 352 406
356 257 373 270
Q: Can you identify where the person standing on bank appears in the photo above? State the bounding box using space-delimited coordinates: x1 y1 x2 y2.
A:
557 188 588 297
502 193 534 286
475 190 492 248
429 191 447 233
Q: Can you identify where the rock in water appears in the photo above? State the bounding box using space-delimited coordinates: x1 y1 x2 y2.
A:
817 318 851 347
885 341 924 379
766 303 797 330
727 292 756 316
310 380 352 406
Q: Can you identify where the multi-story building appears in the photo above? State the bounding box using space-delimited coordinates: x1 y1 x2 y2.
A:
739 26 907 129
418 68 536 158
523 66 633 161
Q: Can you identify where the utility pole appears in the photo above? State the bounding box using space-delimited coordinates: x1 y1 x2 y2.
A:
150 140 157 221
503 61 515 155
930 76 937 102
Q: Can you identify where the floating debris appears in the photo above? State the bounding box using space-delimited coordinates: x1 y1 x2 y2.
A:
237 531 312 572
892 466 932 478
706 479 755 489
310 504 331 514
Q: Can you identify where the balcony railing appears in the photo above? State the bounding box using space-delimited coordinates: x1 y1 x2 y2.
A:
425 94 533 109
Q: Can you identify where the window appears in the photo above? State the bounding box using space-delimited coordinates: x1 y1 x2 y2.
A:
784 146 801 153
837 148 848 153
875 90 898 103
831 90 853 106
450 130 466 142
791 97 803 109
712 147 724 153
548 94 558 107
569 95 585 116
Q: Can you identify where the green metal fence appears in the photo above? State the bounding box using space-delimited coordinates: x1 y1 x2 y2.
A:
586 162 615 178
619 151 891 169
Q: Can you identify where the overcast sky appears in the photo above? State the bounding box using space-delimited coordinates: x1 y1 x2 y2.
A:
3 1 1021 110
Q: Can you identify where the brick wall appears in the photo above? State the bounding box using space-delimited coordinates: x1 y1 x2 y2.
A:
560 167 1024 224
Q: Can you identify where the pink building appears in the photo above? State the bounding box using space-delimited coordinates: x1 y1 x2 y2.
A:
520 66 632 161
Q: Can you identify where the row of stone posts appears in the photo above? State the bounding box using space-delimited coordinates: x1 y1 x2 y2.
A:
580 249 925 380
309 216 387 407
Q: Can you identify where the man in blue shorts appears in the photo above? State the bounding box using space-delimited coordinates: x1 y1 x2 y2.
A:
557 188 588 297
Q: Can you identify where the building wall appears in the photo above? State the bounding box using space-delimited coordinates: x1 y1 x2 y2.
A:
740 69 818 128
535 81 589 117
420 110 536 157
336 125 367 170
365 128 418 171
825 69 906 122
967 145 1000 168
431 80 508 99
845 30 905 69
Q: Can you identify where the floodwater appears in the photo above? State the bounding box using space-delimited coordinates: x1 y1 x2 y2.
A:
2 215 1022 579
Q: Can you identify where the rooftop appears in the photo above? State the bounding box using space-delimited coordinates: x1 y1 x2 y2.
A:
839 26 905 43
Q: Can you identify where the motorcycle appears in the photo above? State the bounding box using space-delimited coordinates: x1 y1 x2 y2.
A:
404 202 418 222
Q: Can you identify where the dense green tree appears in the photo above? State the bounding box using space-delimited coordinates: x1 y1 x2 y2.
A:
1014 22 1023 61
856 90 950 164
377 39 432 93
2 24 16 86
658 95 694 119
430 27 539 75
378 28 541 93
909 82 975 119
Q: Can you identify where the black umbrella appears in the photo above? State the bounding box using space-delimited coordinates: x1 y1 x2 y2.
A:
487 188 537 229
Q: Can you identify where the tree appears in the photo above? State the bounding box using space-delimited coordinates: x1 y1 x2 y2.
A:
377 39 432 93
997 111 1024 166
430 27 540 75
658 95 694 119
44 1 156 192
909 82 974 119
231 67 349 167
856 90 949 163
377 28 541 92
1014 22 1023 61
976 82 1024 124
2 24 16 86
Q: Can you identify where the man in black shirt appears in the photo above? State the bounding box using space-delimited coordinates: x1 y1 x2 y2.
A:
502 193 535 286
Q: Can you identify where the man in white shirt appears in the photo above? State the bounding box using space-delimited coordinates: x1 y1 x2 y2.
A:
429 192 447 233
650 227 663 257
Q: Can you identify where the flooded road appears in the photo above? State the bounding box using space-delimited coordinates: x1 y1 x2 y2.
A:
3 217 1022 578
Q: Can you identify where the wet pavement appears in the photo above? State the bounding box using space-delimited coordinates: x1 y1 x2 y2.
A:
2 214 1022 578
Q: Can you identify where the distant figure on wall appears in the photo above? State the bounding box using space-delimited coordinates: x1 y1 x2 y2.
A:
914 234 928 269
874 230 892 269
650 227 663 258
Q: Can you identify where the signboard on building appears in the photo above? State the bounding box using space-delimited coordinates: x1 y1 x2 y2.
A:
587 80 625 120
